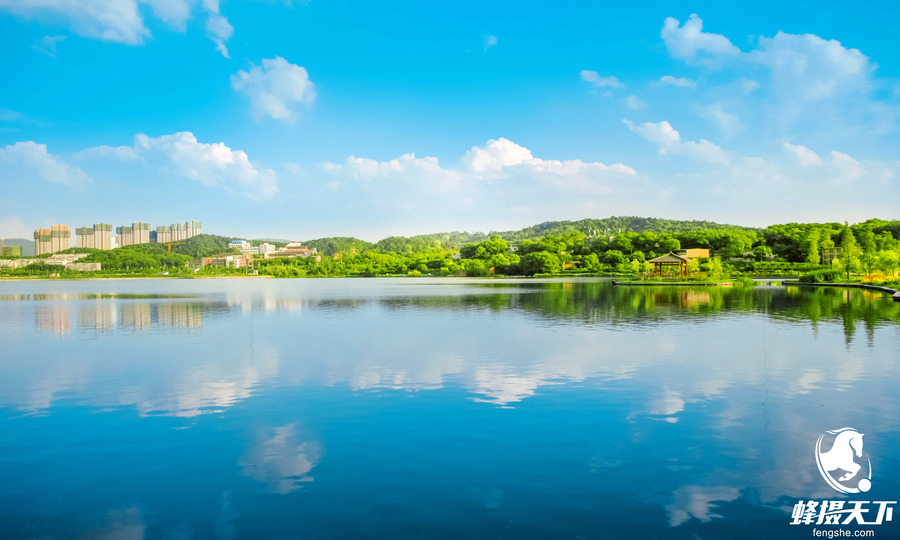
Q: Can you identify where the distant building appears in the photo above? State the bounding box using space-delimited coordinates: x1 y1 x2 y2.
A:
133 222 151 244
269 242 315 258
1 246 22 257
171 222 187 241
76 224 113 250
76 227 95 249
259 243 276 256
34 226 69 255
674 248 710 259
186 220 202 238
156 225 172 244
822 248 840 266
116 226 134 247
51 224 70 253
187 253 254 269
94 223 112 250
0 253 100 271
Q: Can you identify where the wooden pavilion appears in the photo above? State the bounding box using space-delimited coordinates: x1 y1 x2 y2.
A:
648 252 691 277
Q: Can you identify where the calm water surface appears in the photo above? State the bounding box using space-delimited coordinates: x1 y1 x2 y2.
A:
0 278 898 539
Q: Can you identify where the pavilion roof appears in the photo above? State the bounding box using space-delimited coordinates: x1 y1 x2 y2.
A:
648 252 690 264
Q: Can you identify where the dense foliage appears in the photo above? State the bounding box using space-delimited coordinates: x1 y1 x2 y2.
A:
2 218 899 283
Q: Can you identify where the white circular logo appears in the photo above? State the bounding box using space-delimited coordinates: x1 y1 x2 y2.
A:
815 427 872 494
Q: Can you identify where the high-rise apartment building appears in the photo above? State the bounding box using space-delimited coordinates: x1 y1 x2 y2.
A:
75 223 113 250
34 228 52 255
94 224 112 250
116 226 134 247
76 227 95 249
50 225 70 253
133 222 151 245
171 222 187 241
156 225 172 244
186 220 202 238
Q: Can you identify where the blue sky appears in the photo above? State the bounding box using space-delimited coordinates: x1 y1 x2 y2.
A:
1 1 898 242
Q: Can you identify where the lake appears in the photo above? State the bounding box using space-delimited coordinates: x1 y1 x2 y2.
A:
0 277 898 539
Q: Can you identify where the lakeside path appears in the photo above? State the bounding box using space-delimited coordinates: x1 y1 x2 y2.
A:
613 279 900 301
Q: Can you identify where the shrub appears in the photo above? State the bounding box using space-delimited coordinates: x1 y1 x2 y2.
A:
798 269 843 283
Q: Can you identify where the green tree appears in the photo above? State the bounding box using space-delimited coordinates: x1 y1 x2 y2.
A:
839 223 861 280
858 227 877 276
804 228 821 264
520 251 562 275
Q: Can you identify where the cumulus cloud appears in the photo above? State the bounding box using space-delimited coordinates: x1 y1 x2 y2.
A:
319 137 637 219
78 132 278 199
323 153 463 194
231 57 317 123
623 119 729 164
0 0 233 54
462 137 534 173
0 141 91 185
461 138 636 181
0 0 148 44
659 75 695 87
752 32 872 102
782 142 822 166
659 13 888 136
581 70 624 90
135 132 277 198
661 14 741 64
625 95 646 109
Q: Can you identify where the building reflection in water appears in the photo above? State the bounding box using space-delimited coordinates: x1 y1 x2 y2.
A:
35 301 205 334
35 304 71 335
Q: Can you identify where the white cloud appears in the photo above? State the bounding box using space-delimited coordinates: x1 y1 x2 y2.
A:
0 216 32 239
830 151 863 183
698 103 743 135
462 137 534 173
752 32 872 102
78 132 277 199
203 0 233 58
462 138 636 181
623 119 729 164
659 75 695 88
661 14 741 64
231 57 317 123
484 34 498 51
319 138 637 221
325 153 463 194
141 0 192 30
625 95 646 109
782 142 822 166
134 132 277 198
581 70 624 90
0 0 148 44
0 0 232 54
32 35 67 57
75 144 142 161
0 141 91 185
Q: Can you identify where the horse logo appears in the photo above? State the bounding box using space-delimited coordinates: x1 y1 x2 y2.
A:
815 427 872 494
